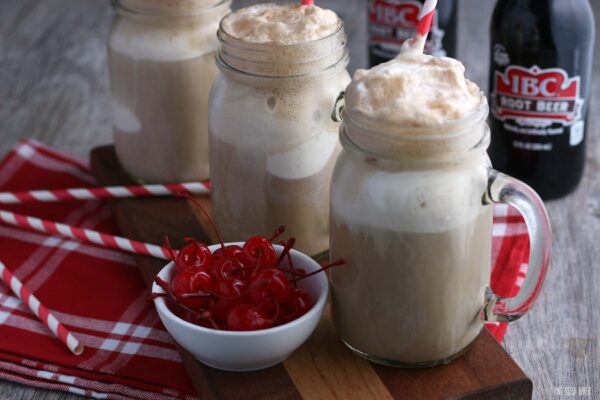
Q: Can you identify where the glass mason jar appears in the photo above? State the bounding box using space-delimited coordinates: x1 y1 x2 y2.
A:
208 22 351 257
108 0 231 183
329 99 552 367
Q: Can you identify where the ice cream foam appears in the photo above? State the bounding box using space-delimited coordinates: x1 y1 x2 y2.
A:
111 101 141 133
267 131 339 179
208 66 349 180
330 151 491 234
111 0 227 61
109 24 214 61
221 3 340 45
345 52 484 128
118 0 223 14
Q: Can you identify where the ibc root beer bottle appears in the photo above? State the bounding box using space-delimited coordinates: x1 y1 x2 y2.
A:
368 0 458 66
489 0 595 199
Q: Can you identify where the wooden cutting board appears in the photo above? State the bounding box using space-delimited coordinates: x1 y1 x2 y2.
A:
90 145 532 400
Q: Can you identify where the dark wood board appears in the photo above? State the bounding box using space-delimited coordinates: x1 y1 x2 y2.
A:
90 145 533 400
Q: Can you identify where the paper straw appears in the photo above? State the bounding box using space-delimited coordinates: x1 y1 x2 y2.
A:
0 209 172 261
0 182 210 204
403 0 437 53
415 0 437 38
0 261 84 355
301 0 314 5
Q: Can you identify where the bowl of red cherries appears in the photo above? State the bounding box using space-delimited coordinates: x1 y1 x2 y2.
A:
151 224 341 372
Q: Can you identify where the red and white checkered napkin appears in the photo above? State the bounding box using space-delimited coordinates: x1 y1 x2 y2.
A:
487 202 530 341
0 139 530 398
0 139 196 399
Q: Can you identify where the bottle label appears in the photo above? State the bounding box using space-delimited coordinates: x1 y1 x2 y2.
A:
491 64 585 150
368 0 446 57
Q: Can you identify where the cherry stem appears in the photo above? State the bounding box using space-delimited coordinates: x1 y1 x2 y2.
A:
275 237 296 267
287 249 297 287
271 300 280 324
183 278 269 301
152 277 220 329
177 192 225 249
177 301 219 330
220 262 246 279
278 267 305 276
277 238 298 287
291 259 346 283
269 225 287 242
250 248 263 278
179 292 215 299
155 276 200 300
155 276 171 292
146 293 168 301
244 278 270 297
162 236 177 261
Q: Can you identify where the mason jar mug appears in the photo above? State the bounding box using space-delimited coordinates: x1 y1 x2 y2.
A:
108 0 231 182
208 21 351 256
329 102 552 367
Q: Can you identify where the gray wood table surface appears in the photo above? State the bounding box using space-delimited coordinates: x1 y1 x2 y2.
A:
0 1 598 399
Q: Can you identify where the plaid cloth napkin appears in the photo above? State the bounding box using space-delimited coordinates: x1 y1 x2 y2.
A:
0 139 529 398
488 202 530 340
0 139 195 399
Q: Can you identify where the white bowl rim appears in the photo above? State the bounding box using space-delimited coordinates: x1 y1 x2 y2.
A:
153 242 328 337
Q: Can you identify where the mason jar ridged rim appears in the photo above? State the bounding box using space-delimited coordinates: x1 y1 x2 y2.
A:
114 0 230 17
216 16 349 78
341 100 491 162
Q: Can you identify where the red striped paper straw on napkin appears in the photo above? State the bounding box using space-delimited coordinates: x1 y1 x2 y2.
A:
0 182 210 204
0 209 173 260
0 261 84 355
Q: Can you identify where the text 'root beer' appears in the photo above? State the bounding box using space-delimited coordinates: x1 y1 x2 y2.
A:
488 0 595 199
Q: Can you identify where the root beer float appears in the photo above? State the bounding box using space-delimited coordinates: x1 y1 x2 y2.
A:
329 4 552 367
109 0 231 183
209 3 350 256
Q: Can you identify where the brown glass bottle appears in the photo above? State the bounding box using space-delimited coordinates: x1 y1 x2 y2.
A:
489 0 595 199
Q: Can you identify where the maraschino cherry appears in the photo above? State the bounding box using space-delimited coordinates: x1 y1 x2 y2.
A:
151 195 345 331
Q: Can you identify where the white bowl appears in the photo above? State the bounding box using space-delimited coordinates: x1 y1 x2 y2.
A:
153 242 328 372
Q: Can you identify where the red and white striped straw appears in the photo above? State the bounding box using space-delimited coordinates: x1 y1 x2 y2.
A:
0 261 84 355
301 0 314 5
0 209 173 261
0 182 210 205
415 0 437 38
404 0 437 53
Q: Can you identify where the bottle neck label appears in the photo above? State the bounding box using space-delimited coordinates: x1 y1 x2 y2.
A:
368 0 445 57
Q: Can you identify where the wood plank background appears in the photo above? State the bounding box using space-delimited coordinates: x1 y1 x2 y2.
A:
0 0 598 399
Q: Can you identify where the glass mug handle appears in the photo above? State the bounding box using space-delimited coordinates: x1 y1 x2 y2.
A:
331 91 345 122
482 169 552 323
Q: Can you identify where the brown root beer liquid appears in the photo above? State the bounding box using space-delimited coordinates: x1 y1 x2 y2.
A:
488 0 595 199
367 0 458 67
